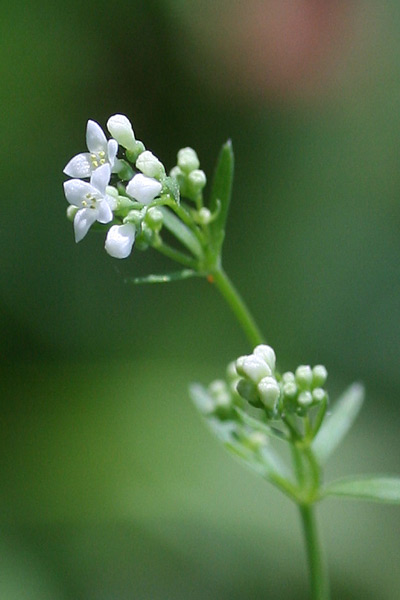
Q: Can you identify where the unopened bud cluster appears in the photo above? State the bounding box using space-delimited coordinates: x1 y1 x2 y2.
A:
170 147 207 204
234 345 280 415
280 365 328 415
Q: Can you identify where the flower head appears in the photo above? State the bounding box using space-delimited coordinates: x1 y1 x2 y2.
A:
63 164 116 242
63 120 118 178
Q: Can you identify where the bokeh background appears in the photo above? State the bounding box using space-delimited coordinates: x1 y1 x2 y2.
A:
1 0 400 598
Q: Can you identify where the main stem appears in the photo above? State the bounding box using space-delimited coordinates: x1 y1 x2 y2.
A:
298 504 329 600
211 266 265 347
211 264 330 599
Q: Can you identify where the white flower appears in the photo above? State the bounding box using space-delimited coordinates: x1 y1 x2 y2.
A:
63 120 118 178
126 173 162 205
107 114 136 151
136 151 165 179
63 164 116 242
105 223 136 259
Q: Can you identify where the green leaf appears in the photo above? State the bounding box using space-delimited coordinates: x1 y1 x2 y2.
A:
127 269 199 285
208 140 234 256
159 207 202 257
189 383 289 481
312 383 364 464
323 477 400 504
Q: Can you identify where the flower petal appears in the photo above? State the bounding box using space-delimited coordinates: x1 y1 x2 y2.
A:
90 163 111 195
64 179 95 207
74 208 98 242
97 200 113 224
126 173 162 205
63 153 92 178
107 139 118 168
105 224 136 259
86 120 107 153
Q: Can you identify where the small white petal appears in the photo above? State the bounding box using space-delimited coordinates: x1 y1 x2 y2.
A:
126 173 162 205
107 139 118 168
86 120 108 153
64 179 95 208
136 151 165 179
90 163 111 195
74 208 98 242
97 200 113 224
105 224 136 259
63 153 92 178
107 114 136 151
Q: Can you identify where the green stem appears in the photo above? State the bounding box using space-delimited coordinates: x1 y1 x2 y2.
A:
298 504 330 600
155 240 197 268
210 266 265 347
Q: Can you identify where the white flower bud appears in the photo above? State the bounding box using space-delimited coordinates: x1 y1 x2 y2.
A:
253 344 276 371
247 431 268 450
240 355 272 383
105 223 136 259
295 365 313 389
282 371 295 384
283 382 297 398
126 173 162 205
235 355 249 377
136 151 165 179
188 169 207 191
312 365 328 387
177 147 200 173
312 388 326 403
298 391 313 407
197 207 212 225
107 114 136 151
257 377 280 410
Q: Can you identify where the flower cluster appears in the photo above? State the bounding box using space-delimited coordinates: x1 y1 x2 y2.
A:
63 115 206 260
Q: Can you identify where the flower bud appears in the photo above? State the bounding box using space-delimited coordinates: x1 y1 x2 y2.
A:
126 141 146 164
177 147 200 173
312 365 328 388
282 371 295 384
188 169 207 193
105 223 136 259
197 207 212 225
236 379 259 405
246 431 268 451
126 173 162 205
312 388 327 403
283 382 297 398
107 114 136 151
145 207 163 232
295 365 313 389
66 205 78 221
257 377 280 410
136 151 165 179
253 345 276 371
238 355 272 383
298 391 313 407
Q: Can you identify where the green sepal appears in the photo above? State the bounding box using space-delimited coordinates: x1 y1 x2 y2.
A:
126 269 199 285
312 383 364 464
323 476 400 504
159 206 202 258
208 140 234 258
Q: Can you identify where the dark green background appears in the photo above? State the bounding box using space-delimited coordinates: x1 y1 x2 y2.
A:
1 1 399 598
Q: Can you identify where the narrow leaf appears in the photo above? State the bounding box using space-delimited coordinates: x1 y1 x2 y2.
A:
127 269 198 285
159 207 202 257
312 383 364 464
209 140 234 254
323 477 400 504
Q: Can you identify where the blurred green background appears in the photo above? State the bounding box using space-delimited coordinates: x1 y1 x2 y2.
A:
1 0 400 598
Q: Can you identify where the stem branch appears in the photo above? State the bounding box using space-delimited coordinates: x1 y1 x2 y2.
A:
298 504 330 600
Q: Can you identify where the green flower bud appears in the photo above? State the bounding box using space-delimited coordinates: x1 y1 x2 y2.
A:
236 378 260 406
295 365 313 389
188 169 207 194
124 207 147 226
312 365 328 388
177 147 200 173
66 205 78 221
257 376 280 411
312 388 327 403
197 207 212 225
246 431 268 451
298 391 313 407
126 141 146 164
253 344 276 371
145 207 163 232
282 371 295 384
